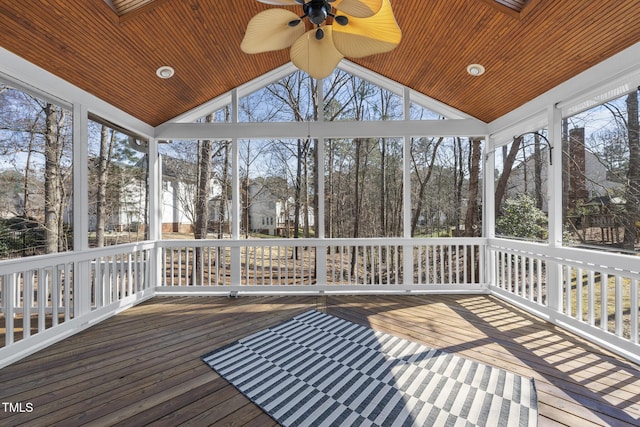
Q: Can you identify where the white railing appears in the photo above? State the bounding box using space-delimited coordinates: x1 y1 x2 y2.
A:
488 238 640 364
2 236 638 368
0 242 155 369
156 238 486 294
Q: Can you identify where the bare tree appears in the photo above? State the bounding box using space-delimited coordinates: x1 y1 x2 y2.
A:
495 136 522 215
623 91 640 249
95 125 115 247
410 137 443 236
194 114 214 240
464 138 482 237
533 133 544 210
43 103 65 253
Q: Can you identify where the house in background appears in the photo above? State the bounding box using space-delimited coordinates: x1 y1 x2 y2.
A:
247 181 315 236
160 156 223 234
505 130 624 213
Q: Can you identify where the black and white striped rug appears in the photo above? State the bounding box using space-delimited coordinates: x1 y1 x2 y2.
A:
202 310 538 426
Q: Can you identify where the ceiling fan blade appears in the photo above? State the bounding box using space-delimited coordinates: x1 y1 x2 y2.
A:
332 0 401 58
332 0 382 18
256 0 301 5
290 27 344 79
241 9 306 54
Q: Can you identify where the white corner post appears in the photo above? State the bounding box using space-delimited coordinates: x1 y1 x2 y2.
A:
546 104 564 312
72 103 90 317
483 134 495 289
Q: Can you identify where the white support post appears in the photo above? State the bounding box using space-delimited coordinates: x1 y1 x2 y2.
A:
148 137 161 242
547 104 564 311
147 137 162 288
315 78 327 285
484 137 496 240
483 135 495 288
72 103 90 317
402 88 414 286
231 89 241 285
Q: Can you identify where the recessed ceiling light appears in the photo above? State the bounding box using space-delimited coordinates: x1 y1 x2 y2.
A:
156 66 175 79
466 64 485 76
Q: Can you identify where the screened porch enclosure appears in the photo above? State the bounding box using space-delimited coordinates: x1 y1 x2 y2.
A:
1 28 640 426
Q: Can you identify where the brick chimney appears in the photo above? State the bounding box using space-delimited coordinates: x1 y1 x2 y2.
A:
567 127 588 209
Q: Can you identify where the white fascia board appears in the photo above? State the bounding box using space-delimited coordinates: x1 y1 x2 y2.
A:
163 59 482 126
339 60 479 121
0 47 154 138
155 118 488 140
337 60 404 97
488 40 640 137
408 90 477 120
164 63 299 125
489 110 548 148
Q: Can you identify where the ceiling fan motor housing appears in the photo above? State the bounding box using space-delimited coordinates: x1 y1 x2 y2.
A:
304 0 331 26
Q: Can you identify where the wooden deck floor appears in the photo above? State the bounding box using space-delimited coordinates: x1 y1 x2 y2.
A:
1 294 639 426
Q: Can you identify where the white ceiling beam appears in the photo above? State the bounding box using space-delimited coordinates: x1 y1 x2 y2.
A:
155 118 488 140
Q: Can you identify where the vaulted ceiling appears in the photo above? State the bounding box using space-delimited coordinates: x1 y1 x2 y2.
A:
1 0 639 127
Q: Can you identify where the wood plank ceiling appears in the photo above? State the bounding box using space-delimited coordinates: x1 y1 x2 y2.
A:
1 0 640 127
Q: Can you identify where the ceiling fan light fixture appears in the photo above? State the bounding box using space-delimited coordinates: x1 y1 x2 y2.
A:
156 66 175 79
467 64 485 76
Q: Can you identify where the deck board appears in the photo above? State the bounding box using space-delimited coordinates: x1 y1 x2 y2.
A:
1 295 639 426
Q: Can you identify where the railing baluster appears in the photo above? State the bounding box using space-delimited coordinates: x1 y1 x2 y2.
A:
462 245 467 285
64 263 72 321
51 266 60 327
587 270 595 326
601 273 608 331
565 265 572 317
3 274 15 345
527 257 533 301
615 276 623 337
23 270 33 339
631 278 638 344
268 245 273 286
253 244 258 286
576 268 583 321
177 248 182 287
127 252 133 294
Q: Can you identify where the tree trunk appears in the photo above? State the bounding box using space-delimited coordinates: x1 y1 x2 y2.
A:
96 125 114 247
194 140 213 239
294 138 303 240
464 138 482 237
351 137 363 273
194 114 214 284
410 137 443 236
379 138 386 236
534 133 544 210
218 140 230 239
22 133 35 217
465 138 482 283
623 91 640 250
43 103 62 254
453 137 464 235
494 136 522 215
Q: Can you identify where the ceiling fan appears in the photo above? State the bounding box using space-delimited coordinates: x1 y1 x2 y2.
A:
241 0 402 79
